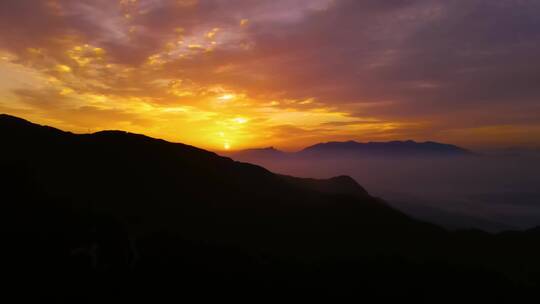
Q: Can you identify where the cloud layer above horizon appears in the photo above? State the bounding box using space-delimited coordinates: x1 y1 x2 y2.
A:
1 0 540 150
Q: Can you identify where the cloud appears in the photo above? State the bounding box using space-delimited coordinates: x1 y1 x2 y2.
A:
1 0 540 149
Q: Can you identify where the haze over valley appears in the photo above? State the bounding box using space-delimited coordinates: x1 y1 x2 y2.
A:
228 143 540 231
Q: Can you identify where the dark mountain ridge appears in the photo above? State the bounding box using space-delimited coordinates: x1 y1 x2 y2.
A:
230 140 474 160
1 114 430 252
1 113 540 302
301 140 472 156
232 146 286 158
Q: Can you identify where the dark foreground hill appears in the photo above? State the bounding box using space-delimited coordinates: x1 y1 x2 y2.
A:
1 114 539 302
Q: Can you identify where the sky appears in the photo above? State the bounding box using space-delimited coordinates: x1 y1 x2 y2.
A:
1 0 540 151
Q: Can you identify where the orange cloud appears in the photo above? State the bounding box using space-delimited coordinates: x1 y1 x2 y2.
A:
1 0 540 150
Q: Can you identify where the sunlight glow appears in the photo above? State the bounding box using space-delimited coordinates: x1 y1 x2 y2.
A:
218 94 235 101
233 117 248 124
0 1 422 152
56 64 72 73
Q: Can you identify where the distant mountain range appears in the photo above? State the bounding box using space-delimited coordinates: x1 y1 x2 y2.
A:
230 140 473 160
1 113 540 302
231 146 287 158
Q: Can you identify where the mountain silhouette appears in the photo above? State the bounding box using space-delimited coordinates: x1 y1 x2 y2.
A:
1 114 421 240
301 140 472 157
231 140 473 161
1 113 540 302
230 146 287 159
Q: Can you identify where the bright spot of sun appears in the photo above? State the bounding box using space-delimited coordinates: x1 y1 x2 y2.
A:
218 94 235 101
233 117 248 124
224 142 231 150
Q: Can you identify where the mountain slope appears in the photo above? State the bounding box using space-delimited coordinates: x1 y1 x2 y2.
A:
2 114 540 302
1 114 438 254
